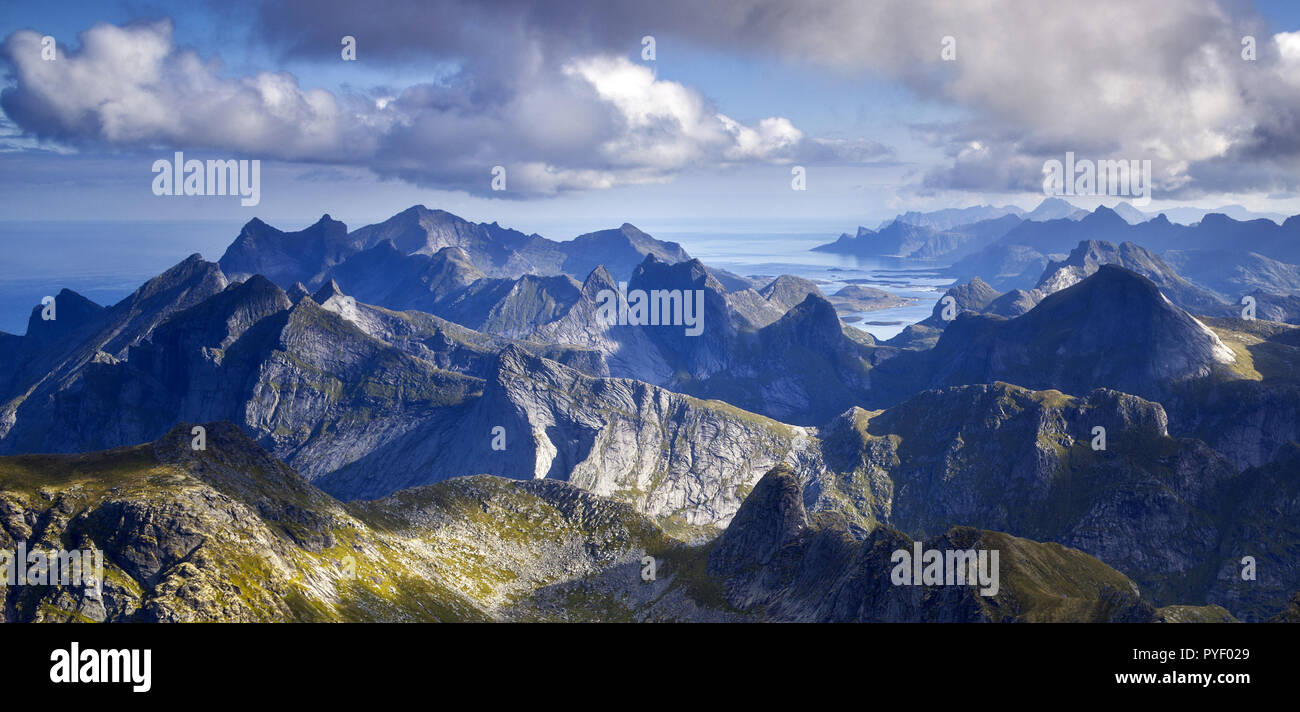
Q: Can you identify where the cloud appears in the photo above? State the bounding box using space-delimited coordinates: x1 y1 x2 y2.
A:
0 18 877 197
0 20 369 161
6 1 1296 200
911 19 1300 199
247 0 1300 199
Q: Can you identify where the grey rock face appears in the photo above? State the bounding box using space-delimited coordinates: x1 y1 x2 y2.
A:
21 288 105 347
1164 374 1300 471
1202 443 1300 621
922 276 1001 326
318 345 816 532
321 241 486 315
707 464 807 571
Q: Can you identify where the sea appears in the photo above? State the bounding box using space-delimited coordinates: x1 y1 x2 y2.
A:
0 221 953 341
661 230 953 340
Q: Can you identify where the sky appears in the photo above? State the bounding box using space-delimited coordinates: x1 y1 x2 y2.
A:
2 0 1300 237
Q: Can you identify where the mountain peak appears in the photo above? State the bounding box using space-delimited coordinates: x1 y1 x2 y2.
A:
1198 212 1233 228
1085 205 1123 222
709 465 807 572
630 253 718 291
490 343 561 386
916 263 1241 401
922 276 1001 325
287 282 311 303
310 213 344 229
771 292 841 336
24 289 105 341
1026 196 1085 221
580 264 617 297
1110 201 1149 224
759 274 821 306
311 279 346 303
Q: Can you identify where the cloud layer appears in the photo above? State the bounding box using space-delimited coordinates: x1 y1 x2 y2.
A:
0 17 882 197
3 0 1298 200
252 0 1300 198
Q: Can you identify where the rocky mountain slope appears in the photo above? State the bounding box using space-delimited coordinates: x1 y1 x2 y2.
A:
873 266 1237 404
1034 241 1230 316
702 466 1231 622
0 255 230 451
316 344 819 537
0 422 670 622
813 383 1271 613
890 237 1262 351
0 425 1241 623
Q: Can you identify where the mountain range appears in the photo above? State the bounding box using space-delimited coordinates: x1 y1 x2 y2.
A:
3 204 1300 623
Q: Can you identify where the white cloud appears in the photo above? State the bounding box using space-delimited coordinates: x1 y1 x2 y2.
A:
1 21 366 160
0 20 864 197
11 0 1291 199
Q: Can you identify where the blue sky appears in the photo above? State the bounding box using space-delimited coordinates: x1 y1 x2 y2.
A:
2 0 1299 236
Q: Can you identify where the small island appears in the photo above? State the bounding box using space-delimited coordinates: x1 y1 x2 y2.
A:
826 284 911 312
